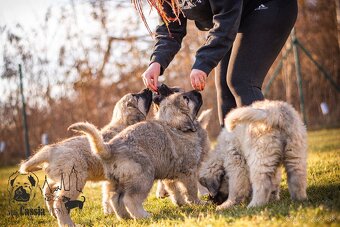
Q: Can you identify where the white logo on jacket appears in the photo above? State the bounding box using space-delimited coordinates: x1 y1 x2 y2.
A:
255 4 269 11
179 0 201 10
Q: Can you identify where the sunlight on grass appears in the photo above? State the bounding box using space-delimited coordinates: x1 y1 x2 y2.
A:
0 129 339 226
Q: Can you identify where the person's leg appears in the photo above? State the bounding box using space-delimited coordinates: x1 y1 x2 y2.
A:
227 0 298 106
215 50 236 127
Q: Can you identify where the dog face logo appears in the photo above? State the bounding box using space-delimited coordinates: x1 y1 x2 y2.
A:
8 171 40 204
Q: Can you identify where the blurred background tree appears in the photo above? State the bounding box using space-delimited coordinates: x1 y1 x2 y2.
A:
0 0 339 165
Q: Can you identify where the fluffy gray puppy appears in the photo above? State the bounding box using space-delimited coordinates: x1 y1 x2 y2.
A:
69 87 209 219
156 108 212 199
199 100 307 210
20 89 153 227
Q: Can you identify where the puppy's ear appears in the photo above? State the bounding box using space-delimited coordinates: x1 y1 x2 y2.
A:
158 84 175 96
199 177 207 188
153 84 175 106
178 116 197 132
152 94 164 106
199 169 225 197
200 177 220 197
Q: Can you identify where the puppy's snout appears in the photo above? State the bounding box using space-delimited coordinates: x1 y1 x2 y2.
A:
208 191 217 198
185 90 203 116
188 90 202 103
209 191 229 205
136 88 153 115
192 90 202 98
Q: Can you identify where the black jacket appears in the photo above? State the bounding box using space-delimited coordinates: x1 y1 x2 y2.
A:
150 0 269 75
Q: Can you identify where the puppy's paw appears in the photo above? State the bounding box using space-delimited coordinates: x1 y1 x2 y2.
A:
103 206 114 215
216 200 235 211
132 211 151 219
169 194 186 207
247 200 264 208
102 200 114 215
143 212 151 219
172 200 185 207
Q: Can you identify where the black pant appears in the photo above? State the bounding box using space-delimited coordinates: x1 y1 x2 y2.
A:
215 0 298 127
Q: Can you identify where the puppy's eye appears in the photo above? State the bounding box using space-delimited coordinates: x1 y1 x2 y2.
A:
183 95 190 105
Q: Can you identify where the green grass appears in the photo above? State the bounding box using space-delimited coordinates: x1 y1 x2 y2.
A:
0 129 339 226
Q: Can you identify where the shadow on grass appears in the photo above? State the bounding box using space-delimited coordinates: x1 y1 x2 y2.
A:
220 183 340 218
1 184 338 226
306 183 340 211
135 183 340 224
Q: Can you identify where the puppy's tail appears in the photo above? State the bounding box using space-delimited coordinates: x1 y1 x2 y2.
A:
68 122 110 159
198 109 213 130
19 146 51 173
225 106 268 131
225 101 303 132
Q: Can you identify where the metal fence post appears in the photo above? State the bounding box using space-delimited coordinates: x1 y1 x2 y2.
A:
263 46 293 96
295 40 340 92
19 64 31 158
291 29 307 125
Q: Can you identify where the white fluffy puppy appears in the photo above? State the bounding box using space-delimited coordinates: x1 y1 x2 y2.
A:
199 100 307 210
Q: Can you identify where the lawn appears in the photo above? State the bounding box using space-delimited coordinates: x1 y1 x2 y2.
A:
0 129 339 226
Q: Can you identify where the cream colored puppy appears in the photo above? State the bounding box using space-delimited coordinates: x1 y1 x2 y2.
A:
19 89 153 227
199 100 307 210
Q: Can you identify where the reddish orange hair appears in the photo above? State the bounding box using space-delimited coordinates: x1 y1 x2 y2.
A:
132 0 182 35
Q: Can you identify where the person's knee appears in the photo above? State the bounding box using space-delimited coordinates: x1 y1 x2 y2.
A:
227 76 248 98
227 76 263 106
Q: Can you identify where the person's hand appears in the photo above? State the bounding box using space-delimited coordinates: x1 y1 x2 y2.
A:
190 69 207 91
141 62 161 92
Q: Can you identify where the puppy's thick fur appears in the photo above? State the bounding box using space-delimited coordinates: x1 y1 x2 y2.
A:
156 108 213 199
70 89 208 219
19 89 152 227
199 100 307 210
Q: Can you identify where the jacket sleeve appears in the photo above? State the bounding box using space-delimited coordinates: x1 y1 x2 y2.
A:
192 0 243 75
150 4 187 75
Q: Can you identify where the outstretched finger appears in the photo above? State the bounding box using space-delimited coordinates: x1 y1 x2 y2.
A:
194 77 202 91
199 75 205 91
152 76 158 92
147 77 158 92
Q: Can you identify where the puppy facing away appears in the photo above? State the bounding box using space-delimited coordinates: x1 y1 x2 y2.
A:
199 100 307 210
19 89 153 227
69 87 209 219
